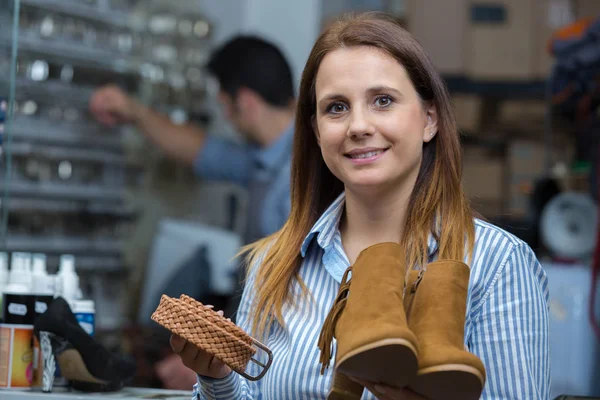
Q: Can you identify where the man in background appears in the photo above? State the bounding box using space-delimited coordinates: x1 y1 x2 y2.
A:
90 35 295 243
89 35 296 389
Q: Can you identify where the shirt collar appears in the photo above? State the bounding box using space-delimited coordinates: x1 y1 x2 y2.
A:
300 192 346 257
253 121 295 172
300 191 439 258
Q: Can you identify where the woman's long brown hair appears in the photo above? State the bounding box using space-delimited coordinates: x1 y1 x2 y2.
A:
242 12 475 338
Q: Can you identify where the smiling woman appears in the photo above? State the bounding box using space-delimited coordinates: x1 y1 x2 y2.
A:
181 12 551 400
314 45 436 202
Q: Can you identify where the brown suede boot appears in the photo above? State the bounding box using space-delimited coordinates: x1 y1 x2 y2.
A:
404 261 486 400
318 243 419 391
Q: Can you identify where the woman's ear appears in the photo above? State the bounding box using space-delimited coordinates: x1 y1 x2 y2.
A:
423 105 438 143
312 115 320 146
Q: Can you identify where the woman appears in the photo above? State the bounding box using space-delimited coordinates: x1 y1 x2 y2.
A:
173 12 550 400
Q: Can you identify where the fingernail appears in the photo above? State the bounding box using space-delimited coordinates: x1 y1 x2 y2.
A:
217 310 224 316
374 385 386 394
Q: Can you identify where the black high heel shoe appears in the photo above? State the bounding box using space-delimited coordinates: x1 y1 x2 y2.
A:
34 297 136 392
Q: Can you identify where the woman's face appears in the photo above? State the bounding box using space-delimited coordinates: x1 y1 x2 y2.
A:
314 45 437 194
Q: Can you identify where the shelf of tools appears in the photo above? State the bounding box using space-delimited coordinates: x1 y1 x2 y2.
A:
0 0 213 336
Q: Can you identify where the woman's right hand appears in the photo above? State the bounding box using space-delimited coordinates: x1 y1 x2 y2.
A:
170 334 232 379
169 308 233 379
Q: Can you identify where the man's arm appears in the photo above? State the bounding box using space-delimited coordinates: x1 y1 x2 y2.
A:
89 85 205 167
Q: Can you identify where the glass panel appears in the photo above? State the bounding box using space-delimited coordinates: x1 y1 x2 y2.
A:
0 1 215 339
0 0 21 249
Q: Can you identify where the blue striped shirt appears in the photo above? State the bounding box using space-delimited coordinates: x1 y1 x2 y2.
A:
193 192 551 399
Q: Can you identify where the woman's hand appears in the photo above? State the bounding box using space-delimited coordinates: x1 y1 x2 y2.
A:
351 378 429 400
169 308 232 380
170 335 232 379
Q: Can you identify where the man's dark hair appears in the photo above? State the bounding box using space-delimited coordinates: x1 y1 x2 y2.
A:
207 35 295 107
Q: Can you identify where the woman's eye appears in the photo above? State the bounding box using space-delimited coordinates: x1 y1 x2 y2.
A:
327 103 347 114
375 96 393 107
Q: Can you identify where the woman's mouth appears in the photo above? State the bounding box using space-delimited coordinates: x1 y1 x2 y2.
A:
344 148 389 165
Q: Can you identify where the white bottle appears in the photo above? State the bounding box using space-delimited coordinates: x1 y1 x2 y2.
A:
22 252 32 273
70 299 96 336
0 252 8 311
0 252 7 293
7 252 32 292
57 254 79 302
31 253 54 295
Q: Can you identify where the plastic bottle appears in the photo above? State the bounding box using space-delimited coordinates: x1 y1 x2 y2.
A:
0 252 7 293
57 254 79 302
22 252 32 272
70 299 95 336
0 252 8 313
31 253 54 295
8 252 32 292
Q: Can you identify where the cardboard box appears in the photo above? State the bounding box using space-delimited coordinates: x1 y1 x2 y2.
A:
454 94 483 133
456 97 547 136
576 0 600 18
468 0 576 79
468 0 541 80
498 99 548 135
406 0 469 75
500 99 547 122
463 147 505 216
408 0 578 79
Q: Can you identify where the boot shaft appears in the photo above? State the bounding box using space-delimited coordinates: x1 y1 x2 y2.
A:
405 260 470 348
403 260 486 399
334 242 418 367
344 242 407 321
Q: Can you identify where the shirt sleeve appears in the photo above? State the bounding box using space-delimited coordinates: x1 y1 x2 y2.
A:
193 255 266 399
469 243 551 400
193 135 252 187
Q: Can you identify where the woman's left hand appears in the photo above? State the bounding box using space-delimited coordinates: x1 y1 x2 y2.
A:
351 378 429 400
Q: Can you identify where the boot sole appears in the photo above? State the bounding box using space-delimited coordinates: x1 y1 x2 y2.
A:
328 388 363 400
410 364 485 400
336 338 418 388
327 373 364 400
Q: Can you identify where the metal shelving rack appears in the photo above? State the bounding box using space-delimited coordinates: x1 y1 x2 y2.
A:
0 0 140 268
0 0 213 331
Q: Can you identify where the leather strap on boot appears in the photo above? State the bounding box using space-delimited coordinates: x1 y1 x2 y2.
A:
318 266 352 374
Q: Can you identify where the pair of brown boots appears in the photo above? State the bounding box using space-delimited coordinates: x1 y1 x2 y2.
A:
318 243 486 400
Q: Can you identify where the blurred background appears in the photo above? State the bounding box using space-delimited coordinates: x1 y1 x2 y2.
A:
0 0 597 398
